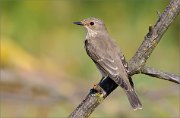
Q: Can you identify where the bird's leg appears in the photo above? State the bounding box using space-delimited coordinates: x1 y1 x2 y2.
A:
91 76 107 97
99 76 106 84
93 76 106 89
91 76 107 96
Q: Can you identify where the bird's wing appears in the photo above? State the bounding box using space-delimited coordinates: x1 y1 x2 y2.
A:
85 39 132 90
96 53 132 90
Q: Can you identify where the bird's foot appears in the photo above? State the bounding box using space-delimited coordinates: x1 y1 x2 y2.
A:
90 84 106 97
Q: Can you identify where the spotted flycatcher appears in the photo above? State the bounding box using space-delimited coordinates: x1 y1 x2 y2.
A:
74 17 142 110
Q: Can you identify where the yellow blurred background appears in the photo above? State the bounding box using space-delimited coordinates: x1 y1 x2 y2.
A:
0 0 179 118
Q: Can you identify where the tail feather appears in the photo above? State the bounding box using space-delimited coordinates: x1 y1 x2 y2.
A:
125 90 142 110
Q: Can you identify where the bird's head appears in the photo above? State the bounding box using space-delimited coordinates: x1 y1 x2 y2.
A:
74 18 107 33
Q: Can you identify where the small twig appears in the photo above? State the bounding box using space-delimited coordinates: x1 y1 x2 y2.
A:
141 66 180 84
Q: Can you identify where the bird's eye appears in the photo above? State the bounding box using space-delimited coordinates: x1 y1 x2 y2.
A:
90 22 94 26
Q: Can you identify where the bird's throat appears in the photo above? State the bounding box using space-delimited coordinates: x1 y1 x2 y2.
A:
85 28 98 39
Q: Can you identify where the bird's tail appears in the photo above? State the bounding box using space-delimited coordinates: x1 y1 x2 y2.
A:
125 90 142 110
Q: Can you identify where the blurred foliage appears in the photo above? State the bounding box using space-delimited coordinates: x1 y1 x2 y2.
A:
0 0 179 118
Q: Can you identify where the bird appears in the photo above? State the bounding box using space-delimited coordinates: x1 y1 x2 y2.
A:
73 17 142 110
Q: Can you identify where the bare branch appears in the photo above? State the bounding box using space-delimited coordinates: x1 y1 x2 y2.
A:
69 94 102 118
141 66 180 84
69 77 117 118
69 0 180 117
128 0 180 75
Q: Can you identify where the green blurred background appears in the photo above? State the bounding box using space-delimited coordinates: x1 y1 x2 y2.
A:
0 0 179 118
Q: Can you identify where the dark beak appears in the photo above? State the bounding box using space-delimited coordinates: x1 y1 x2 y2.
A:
73 21 83 26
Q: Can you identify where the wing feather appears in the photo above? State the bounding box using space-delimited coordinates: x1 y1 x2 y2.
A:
85 38 132 90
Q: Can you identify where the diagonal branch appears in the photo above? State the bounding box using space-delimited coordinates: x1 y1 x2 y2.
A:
128 0 180 75
141 66 180 84
69 77 117 118
69 0 180 117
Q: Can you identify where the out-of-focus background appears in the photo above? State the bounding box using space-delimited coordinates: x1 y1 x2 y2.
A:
0 0 179 118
